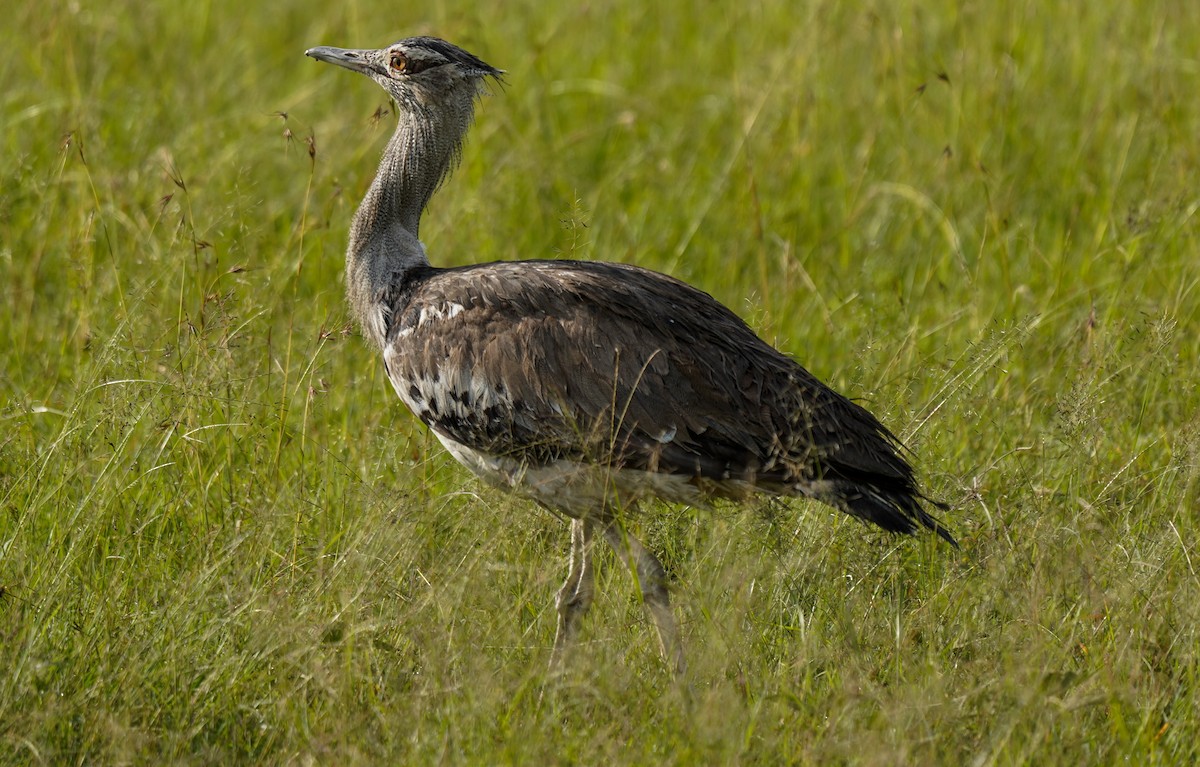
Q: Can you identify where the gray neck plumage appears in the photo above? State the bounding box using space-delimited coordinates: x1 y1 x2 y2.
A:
345 96 475 348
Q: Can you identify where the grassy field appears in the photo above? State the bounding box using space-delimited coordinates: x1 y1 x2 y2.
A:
3 0 1199 763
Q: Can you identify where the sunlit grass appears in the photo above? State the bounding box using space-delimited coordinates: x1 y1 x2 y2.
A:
2 0 1198 763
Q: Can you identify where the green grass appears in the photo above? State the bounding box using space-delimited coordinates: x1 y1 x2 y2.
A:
3 0 1199 763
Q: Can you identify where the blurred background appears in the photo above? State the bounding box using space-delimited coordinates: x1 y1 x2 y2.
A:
1 1 1198 763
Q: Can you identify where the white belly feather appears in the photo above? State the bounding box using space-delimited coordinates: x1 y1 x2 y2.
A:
433 431 716 516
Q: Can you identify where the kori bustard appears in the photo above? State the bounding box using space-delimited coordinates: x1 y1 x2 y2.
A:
305 36 955 675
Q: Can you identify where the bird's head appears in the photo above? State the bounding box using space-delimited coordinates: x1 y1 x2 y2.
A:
306 36 503 112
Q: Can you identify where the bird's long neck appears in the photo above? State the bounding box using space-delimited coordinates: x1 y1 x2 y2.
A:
353 110 449 240
345 100 473 347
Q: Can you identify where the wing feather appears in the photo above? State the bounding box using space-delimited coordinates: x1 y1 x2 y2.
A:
384 260 915 498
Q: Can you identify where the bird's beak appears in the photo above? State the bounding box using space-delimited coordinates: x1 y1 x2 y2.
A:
305 46 377 75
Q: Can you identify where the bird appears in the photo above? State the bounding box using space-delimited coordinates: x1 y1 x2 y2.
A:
305 36 955 675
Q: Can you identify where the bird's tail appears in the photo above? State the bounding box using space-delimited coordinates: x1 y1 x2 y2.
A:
823 480 958 548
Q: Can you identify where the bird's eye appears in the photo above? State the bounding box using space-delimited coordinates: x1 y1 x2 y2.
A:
389 53 407 73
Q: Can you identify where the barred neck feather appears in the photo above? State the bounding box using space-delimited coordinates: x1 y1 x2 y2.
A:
344 67 491 348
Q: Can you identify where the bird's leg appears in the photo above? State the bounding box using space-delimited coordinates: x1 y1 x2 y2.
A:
601 521 687 676
548 517 596 672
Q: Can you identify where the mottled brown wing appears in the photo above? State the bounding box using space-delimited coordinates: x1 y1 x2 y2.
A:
382 260 914 493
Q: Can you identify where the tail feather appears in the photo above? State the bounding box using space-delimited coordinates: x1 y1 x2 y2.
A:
824 480 958 548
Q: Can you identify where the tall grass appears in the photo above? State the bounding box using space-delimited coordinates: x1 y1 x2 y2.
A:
2 0 1198 763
